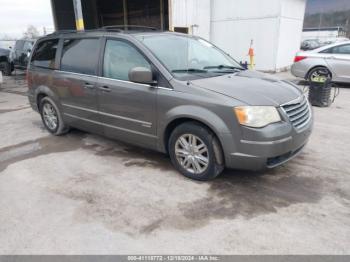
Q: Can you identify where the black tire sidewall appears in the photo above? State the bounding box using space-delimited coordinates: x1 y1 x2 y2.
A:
169 122 223 181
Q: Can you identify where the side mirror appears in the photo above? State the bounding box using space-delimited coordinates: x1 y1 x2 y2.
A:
128 67 156 85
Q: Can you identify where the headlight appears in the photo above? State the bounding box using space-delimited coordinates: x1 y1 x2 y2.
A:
234 106 281 128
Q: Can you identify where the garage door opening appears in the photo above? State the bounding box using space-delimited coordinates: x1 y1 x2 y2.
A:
51 0 170 31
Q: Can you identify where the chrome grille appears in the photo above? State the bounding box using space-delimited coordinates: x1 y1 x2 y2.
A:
282 96 311 129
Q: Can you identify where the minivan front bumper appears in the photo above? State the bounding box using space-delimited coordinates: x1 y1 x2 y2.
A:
222 115 313 171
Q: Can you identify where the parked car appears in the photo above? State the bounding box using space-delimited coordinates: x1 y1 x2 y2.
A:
27 28 313 181
0 47 14 76
11 39 35 70
300 39 323 51
292 41 350 83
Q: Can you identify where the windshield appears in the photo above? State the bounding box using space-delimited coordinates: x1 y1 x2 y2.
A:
136 34 244 80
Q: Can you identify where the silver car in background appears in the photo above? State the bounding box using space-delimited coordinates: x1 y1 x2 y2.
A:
292 41 350 83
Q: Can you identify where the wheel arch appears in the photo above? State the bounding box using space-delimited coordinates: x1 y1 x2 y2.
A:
305 65 333 80
159 106 230 159
34 85 61 111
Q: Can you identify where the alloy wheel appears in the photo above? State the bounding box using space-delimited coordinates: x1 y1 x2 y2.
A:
42 103 58 131
310 68 330 82
175 134 209 174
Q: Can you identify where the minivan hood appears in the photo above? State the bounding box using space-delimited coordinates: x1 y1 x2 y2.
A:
191 70 302 106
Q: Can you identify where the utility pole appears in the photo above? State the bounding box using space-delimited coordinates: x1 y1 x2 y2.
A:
73 0 84 31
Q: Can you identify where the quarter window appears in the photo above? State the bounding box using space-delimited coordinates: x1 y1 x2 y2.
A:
103 39 151 81
31 39 59 69
61 38 99 75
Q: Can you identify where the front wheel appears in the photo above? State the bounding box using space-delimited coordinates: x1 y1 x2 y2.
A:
168 122 224 181
39 97 69 135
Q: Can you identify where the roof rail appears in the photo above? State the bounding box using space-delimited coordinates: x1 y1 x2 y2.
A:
101 25 158 32
48 29 79 35
47 25 159 36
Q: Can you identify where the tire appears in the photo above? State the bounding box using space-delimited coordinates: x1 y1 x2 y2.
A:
39 97 69 135
168 122 224 181
0 61 11 76
307 66 331 82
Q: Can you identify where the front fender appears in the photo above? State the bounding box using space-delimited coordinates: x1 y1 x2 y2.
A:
158 105 232 152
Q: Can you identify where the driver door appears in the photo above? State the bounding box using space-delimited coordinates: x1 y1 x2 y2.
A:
97 38 158 148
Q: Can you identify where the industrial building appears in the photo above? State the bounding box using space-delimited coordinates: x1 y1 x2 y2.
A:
50 0 307 72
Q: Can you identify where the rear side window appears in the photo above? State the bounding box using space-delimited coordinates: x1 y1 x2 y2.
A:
31 39 59 69
103 39 150 81
321 44 350 54
60 38 99 75
332 44 350 55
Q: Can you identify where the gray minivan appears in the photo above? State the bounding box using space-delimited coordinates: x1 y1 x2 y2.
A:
27 27 313 181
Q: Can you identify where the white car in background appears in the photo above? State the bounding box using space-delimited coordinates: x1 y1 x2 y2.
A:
292 41 350 83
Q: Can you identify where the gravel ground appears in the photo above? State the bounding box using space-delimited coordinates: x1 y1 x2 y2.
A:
0 71 349 254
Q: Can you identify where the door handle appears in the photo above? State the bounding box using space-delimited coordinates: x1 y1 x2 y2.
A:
98 85 111 92
84 83 95 89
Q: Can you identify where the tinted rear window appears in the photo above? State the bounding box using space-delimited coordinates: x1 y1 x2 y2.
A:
31 39 59 69
60 38 99 75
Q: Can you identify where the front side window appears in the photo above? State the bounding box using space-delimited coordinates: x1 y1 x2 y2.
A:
103 39 151 81
136 34 243 80
61 38 99 75
31 39 58 69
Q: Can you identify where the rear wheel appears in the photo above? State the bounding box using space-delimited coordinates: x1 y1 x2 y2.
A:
0 61 11 76
168 122 224 181
39 97 69 135
307 66 331 82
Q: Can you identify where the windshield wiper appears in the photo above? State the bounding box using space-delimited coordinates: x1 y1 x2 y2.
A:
204 65 244 70
171 68 208 73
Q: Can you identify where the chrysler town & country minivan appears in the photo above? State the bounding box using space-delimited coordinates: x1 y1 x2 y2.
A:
27 27 313 180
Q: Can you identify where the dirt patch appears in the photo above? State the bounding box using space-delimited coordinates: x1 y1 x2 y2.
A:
49 155 327 236
0 131 86 172
0 106 30 114
0 129 172 173
179 168 322 223
0 125 337 236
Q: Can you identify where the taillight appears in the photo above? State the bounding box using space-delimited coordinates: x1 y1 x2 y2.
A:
294 56 307 63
